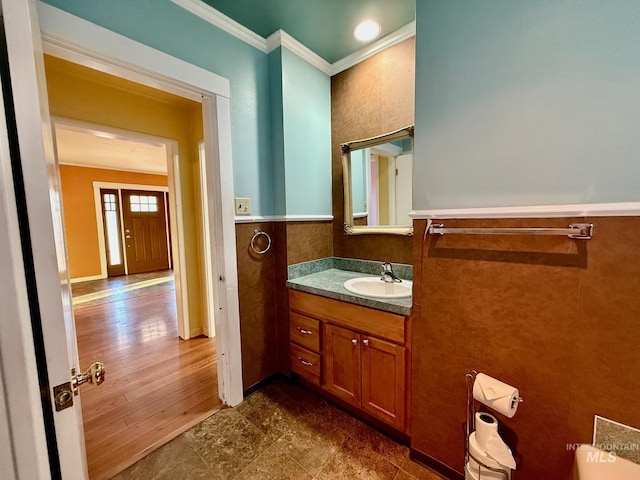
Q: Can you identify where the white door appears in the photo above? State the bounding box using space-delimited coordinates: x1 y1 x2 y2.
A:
1 0 87 478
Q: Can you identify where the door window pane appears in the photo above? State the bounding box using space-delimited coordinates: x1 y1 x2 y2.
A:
103 193 121 266
129 194 158 213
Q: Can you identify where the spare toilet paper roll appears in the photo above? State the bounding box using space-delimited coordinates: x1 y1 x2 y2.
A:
473 373 520 418
475 412 499 451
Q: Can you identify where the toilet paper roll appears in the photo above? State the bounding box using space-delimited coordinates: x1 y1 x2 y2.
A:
473 373 520 418
475 412 498 452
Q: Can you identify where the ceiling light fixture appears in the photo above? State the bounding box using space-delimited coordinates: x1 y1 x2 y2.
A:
353 20 381 42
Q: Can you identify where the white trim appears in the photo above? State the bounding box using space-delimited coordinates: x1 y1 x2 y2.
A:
164 145 191 341
37 2 230 100
170 0 267 53
234 214 334 223
169 0 414 76
198 141 215 338
411 202 640 220
267 30 331 75
202 95 243 406
190 327 203 338
93 182 169 193
331 21 416 75
60 161 167 176
37 1 243 402
70 274 105 284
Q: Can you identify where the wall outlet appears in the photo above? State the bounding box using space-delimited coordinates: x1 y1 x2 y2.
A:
235 197 251 215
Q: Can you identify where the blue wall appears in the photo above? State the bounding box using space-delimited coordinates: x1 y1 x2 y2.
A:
281 48 332 216
42 0 275 215
268 48 286 216
414 0 640 209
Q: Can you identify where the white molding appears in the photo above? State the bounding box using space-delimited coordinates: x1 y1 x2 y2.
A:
234 214 334 223
70 274 105 284
60 161 167 176
190 327 203 338
198 141 215 338
169 0 415 76
170 0 267 53
331 21 416 75
410 202 640 220
37 1 231 100
267 30 331 75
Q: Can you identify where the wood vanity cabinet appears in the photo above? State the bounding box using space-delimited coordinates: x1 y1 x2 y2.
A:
289 289 409 433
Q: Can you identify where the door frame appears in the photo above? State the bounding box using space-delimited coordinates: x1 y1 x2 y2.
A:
1 2 243 478
55 117 195 340
37 1 242 402
95 184 172 277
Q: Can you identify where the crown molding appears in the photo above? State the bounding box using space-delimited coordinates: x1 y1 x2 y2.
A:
170 0 268 53
330 21 416 75
171 0 415 76
410 202 640 220
267 30 332 75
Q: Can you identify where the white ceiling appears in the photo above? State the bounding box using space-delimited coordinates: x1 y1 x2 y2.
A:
54 125 168 175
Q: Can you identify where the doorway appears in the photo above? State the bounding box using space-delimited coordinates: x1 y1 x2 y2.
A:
48 64 220 477
100 188 172 277
1 4 244 478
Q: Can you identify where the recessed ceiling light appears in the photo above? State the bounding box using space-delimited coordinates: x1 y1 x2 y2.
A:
354 20 381 42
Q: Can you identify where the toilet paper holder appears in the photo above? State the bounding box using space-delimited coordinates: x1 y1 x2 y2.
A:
465 371 514 480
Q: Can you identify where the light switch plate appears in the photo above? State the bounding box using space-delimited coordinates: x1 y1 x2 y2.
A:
235 197 251 215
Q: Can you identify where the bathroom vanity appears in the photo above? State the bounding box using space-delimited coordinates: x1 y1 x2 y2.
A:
286 260 412 435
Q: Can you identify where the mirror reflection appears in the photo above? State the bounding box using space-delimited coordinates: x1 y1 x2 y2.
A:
342 126 413 235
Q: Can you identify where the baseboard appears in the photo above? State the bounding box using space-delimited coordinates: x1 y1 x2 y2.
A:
409 448 464 480
70 274 105 284
189 327 203 338
242 371 284 398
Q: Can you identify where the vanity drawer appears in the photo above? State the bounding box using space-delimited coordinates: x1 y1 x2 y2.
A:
289 312 321 352
290 343 321 384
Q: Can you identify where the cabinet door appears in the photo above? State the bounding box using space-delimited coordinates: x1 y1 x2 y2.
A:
325 324 361 405
361 336 406 430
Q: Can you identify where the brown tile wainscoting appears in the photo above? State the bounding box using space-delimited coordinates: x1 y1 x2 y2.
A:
410 217 640 479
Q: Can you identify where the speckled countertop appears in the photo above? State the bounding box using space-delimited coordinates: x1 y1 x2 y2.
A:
286 258 412 316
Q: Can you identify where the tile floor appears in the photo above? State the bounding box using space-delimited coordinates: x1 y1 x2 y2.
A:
114 378 445 480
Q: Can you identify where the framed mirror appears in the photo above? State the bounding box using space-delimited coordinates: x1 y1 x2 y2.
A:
342 125 414 235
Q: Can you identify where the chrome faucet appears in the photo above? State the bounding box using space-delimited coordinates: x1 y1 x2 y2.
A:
380 262 402 283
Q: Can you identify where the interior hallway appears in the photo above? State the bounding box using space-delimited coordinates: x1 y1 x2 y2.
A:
114 377 445 480
72 272 220 479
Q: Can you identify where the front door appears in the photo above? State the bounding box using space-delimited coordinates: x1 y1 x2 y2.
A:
121 189 169 274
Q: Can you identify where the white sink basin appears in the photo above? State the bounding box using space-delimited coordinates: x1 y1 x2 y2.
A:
574 445 640 480
343 277 412 299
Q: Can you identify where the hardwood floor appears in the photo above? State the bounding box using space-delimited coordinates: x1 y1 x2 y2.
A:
73 274 221 479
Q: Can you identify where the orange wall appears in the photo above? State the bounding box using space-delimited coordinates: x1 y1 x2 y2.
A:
59 165 167 279
45 55 206 334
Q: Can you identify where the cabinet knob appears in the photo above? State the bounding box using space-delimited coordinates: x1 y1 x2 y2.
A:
362 339 369 346
351 338 358 345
